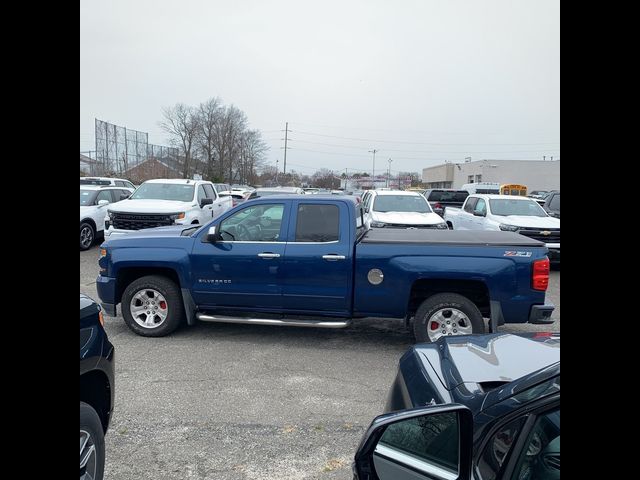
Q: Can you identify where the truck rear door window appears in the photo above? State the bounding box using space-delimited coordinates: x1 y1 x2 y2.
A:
464 197 478 213
295 204 339 242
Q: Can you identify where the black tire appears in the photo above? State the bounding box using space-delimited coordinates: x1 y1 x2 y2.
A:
121 275 185 337
80 401 105 480
413 293 485 343
80 222 95 251
446 221 453 230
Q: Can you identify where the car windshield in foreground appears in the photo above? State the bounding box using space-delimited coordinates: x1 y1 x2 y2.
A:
80 190 96 206
427 191 469 202
489 199 548 217
373 195 431 213
130 183 195 202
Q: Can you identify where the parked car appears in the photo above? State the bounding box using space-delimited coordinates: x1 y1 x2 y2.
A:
528 190 550 200
231 184 256 195
104 179 233 240
97 196 554 340
422 188 469 217
254 186 304 196
80 293 115 480
542 190 560 218
444 194 560 264
80 186 133 250
353 332 560 480
221 190 257 207
361 190 448 229
80 176 137 190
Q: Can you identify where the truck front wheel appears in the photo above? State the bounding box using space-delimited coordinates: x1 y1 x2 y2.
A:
413 293 485 343
122 275 185 337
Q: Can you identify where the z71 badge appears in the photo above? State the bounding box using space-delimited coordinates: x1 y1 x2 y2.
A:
503 251 532 257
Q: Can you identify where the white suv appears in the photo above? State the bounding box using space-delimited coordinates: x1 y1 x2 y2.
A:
104 179 233 239
361 190 448 229
80 177 137 190
80 186 133 250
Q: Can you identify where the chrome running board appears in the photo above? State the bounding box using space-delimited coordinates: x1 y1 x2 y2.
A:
195 313 351 329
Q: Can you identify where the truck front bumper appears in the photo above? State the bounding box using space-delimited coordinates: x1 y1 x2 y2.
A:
529 304 555 324
96 275 118 316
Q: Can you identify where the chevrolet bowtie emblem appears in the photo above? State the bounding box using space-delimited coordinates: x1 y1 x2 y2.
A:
540 231 551 236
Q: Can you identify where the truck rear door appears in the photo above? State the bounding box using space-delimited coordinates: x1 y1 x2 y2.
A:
281 200 353 316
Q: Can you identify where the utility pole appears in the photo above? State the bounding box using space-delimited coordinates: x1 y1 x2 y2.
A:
368 149 378 187
281 122 292 175
275 159 279 186
387 158 393 188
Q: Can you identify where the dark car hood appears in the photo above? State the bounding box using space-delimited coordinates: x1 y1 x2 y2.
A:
417 333 560 392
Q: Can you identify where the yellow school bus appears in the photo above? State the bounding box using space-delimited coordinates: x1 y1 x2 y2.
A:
500 184 528 196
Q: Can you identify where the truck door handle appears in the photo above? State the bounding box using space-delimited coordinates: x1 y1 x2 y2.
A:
322 254 346 261
258 253 280 259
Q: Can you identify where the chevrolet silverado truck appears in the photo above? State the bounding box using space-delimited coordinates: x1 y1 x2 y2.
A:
444 194 560 264
353 332 560 479
96 195 554 341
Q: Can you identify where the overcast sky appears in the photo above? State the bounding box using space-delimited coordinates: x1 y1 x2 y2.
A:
80 0 559 176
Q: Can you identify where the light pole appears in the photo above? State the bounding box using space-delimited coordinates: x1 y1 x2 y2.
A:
275 159 279 186
387 158 393 188
368 149 378 187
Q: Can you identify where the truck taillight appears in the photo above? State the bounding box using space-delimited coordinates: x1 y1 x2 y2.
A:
532 257 550 291
434 202 442 209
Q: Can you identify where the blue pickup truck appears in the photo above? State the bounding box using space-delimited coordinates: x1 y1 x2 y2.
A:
96 195 554 341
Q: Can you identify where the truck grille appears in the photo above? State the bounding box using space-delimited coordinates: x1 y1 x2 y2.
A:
518 228 560 243
111 212 175 230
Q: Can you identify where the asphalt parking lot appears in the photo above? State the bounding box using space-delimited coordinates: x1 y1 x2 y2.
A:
80 246 559 479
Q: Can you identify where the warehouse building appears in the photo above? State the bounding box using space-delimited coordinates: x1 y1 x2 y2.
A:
422 159 560 191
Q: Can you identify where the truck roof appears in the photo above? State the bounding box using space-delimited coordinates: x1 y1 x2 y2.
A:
143 178 209 185
361 229 544 246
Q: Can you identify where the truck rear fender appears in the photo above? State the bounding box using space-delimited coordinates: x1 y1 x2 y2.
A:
407 279 490 318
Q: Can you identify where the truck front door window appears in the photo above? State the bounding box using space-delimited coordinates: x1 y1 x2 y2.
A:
219 204 284 241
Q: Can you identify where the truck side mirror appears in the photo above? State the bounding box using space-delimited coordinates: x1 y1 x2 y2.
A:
200 198 214 208
97 199 110 207
353 404 473 480
206 225 220 242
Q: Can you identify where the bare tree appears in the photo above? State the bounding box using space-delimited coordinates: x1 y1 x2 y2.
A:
159 103 200 178
237 129 268 184
311 168 340 189
196 97 223 180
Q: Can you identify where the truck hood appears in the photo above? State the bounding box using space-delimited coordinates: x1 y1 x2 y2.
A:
492 215 560 228
107 199 195 214
104 225 198 243
418 333 560 391
372 211 444 225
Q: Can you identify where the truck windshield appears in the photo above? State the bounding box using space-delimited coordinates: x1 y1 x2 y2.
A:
373 195 431 213
489 199 548 217
130 183 195 202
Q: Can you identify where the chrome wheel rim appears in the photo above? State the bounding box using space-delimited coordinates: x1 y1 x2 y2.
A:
426 307 473 342
130 288 169 329
80 226 93 248
80 429 97 480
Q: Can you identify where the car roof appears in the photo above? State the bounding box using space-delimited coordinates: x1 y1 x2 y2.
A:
143 178 206 184
80 185 123 191
369 190 423 197
248 194 358 203
80 177 130 182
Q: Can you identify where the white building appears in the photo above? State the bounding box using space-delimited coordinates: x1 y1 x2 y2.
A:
422 159 560 191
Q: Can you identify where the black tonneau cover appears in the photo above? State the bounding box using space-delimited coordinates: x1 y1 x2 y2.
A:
361 229 544 246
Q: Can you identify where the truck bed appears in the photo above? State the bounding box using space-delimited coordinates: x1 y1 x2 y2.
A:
361 229 544 246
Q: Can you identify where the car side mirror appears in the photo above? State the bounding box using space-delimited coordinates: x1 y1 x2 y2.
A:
353 404 473 480
97 200 110 207
206 225 220 243
473 210 485 217
200 198 214 208
120 194 130 200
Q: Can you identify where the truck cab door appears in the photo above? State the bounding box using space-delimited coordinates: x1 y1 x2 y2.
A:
189 202 290 310
203 184 222 218
281 201 353 316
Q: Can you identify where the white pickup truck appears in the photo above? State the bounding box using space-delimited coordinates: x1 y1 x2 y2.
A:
444 194 560 264
104 179 233 239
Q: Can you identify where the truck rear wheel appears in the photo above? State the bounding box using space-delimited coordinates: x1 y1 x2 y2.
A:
413 293 484 343
122 275 185 337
